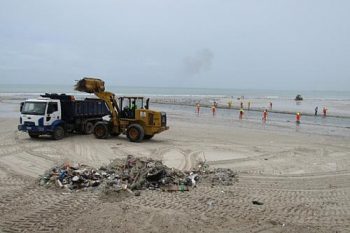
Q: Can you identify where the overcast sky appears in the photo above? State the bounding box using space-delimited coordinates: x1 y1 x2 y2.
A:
0 0 349 90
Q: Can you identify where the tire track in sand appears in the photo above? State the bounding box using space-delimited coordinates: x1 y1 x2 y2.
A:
123 176 350 229
0 187 98 233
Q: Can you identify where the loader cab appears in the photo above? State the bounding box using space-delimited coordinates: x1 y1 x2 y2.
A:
119 97 144 119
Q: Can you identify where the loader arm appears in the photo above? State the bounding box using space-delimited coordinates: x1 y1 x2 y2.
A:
75 77 120 126
94 91 119 126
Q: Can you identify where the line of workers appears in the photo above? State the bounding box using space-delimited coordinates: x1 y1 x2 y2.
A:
195 101 328 124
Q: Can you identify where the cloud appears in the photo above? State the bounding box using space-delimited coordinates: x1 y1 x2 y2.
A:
184 49 214 75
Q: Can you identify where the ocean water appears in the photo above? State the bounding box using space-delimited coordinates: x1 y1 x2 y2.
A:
1 84 350 100
1 84 350 118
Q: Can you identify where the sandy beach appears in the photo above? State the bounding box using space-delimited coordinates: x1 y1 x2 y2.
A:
2 0 350 231
0 98 350 233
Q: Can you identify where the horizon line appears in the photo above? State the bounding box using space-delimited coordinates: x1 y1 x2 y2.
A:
0 83 349 93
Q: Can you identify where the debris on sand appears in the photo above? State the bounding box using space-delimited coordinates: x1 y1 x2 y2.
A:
252 200 264 205
39 155 238 195
39 162 103 191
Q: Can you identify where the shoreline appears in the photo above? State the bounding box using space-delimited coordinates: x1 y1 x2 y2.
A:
2 95 350 134
152 101 350 119
2 93 350 118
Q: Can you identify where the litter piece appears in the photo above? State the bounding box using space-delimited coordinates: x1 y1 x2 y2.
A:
252 200 264 205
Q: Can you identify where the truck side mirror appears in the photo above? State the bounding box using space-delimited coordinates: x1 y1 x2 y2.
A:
20 102 24 112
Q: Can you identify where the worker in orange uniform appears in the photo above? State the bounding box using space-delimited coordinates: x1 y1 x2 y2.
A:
323 107 327 117
296 112 301 125
211 104 216 116
228 100 233 109
195 103 200 115
262 109 268 122
239 108 244 119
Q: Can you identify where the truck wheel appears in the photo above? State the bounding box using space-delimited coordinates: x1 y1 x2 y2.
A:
52 126 65 140
84 122 94 134
94 123 109 139
28 132 39 138
143 135 154 140
127 124 144 142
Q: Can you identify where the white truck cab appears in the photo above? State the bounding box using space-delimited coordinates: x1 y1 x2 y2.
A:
19 98 63 138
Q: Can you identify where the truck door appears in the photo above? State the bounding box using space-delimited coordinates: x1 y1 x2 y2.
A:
45 101 61 126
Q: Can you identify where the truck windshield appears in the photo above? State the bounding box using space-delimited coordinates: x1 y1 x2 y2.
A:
21 102 47 115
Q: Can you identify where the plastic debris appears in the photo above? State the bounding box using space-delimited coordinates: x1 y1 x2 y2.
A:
252 200 264 205
38 155 238 196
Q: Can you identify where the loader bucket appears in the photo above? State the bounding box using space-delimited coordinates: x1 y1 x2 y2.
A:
75 77 105 93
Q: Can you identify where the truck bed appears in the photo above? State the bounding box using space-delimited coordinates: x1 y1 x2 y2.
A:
61 99 110 121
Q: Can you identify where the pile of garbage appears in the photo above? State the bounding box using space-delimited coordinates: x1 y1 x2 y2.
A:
39 155 238 194
39 163 103 190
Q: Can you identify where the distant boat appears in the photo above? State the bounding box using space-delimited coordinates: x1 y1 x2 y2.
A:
295 94 303 101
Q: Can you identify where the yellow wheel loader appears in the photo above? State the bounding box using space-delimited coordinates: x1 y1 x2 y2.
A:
75 77 169 142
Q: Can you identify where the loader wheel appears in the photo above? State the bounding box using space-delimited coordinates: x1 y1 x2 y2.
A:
84 122 94 134
143 135 154 140
127 124 144 142
52 126 65 140
94 123 109 139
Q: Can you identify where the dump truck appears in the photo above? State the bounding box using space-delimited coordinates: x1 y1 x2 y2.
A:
18 93 110 139
75 77 169 142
